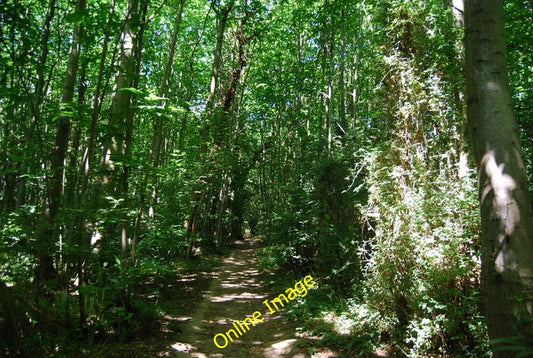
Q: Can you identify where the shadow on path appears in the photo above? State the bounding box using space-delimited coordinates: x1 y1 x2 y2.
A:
165 237 313 357
81 238 343 357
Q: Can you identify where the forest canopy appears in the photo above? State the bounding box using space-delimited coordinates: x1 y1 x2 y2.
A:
1 0 533 356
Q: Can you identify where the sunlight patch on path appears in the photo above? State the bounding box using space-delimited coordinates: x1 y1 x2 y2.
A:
210 292 267 302
263 339 298 357
173 238 310 357
170 342 195 352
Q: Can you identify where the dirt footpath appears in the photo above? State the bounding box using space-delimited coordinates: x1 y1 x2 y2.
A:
83 238 341 357
167 238 310 358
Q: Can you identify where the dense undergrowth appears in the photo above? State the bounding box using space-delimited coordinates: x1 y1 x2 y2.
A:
2 0 532 357
256 47 490 357
0 249 221 357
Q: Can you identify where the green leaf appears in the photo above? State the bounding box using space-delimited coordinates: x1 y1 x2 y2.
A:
145 93 165 102
78 284 101 295
65 9 90 25
118 87 143 96
517 350 533 358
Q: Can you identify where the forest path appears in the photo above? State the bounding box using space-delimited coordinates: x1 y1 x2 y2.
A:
163 237 321 358
88 237 342 357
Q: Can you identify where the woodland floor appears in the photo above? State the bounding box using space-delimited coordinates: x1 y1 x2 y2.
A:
82 237 343 357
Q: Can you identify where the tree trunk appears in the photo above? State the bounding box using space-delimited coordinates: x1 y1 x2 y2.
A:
38 0 86 283
49 0 86 240
131 0 185 265
32 0 57 284
338 5 347 135
205 0 235 113
464 0 533 352
325 22 334 158
453 0 464 27
104 0 140 260
34 0 56 117
187 0 235 241
0 278 26 356
71 0 116 327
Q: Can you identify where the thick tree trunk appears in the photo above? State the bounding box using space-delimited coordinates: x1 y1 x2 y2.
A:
465 0 533 352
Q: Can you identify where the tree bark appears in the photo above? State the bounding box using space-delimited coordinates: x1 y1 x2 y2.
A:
0 278 26 356
104 0 140 260
49 0 86 234
73 0 115 327
132 0 185 265
32 0 57 284
37 0 86 283
187 0 235 242
465 0 533 352
338 5 347 135
205 0 235 113
453 0 464 27
34 0 56 117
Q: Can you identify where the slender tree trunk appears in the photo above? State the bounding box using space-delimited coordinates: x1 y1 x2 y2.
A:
150 0 185 213
187 0 235 241
326 21 334 158
71 0 116 327
49 0 86 241
465 0 533 352
349 60 359 127
205 0 235 113
132 0 185 265
0 279 26 356
104 0 140 260
33 0 57 284
214 10 254 246
453 0 464 27
37 0 86 283
34 0 56 115
338 6 347 135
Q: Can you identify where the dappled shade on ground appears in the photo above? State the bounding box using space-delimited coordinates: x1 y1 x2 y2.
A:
163 238 337 357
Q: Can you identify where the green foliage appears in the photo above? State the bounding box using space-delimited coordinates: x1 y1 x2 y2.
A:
318 299 383 355
277 283 384 356
490 336 533 357
3 0 529 355
361 149 487 355
78 261 163 342
356 34 487 355
0 207 37 283
258 155 361 296
138 224 189 262
505 0 533 192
